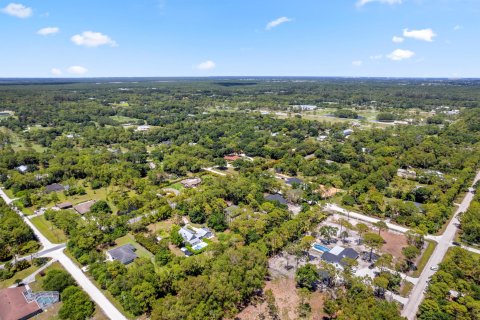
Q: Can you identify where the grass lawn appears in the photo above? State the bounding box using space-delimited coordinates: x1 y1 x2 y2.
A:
147 218 175 237
412 240 436 277
0 127 46 152
28 261 64 292
399 281 414 298
109 115 138 123
29 261 111 320
0 264 40 289
30 215 67 243
114 234 154 260
168 182 184 191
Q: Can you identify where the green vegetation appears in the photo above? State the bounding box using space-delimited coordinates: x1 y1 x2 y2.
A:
418 248 480 319
460 190 480 245
0 201 39 261
31 215 68 243
1 78 480 318
412 240 436 277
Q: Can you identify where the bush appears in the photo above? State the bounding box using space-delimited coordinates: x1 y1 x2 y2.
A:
43 270 75 293
59 286 94 320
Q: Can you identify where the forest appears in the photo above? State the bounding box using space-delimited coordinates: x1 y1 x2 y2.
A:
1 78 480 319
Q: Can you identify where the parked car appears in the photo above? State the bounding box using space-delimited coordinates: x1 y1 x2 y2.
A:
430 265 439 271
452 241 461 246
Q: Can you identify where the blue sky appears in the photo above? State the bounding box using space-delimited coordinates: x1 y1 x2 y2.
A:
0 0 479 77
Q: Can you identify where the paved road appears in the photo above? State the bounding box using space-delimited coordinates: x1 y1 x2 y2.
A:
202 167 227 176
325 203 411 234
461 245 480 255
0 187 127 320
19 259 56 285
401 170 480 320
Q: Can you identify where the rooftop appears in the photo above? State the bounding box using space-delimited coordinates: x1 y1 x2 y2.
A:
73 200 96 215
45 183 65 193
0 287 43 320
107 244 137 265
265 194 288 205
322 247 359 267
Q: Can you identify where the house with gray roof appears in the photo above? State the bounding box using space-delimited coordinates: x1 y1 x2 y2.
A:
106 244 138 265
45 183 65 194
321 246 359 268
179 226 213 246
73 200 96 215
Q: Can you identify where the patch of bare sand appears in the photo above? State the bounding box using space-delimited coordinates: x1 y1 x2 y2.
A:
309 291 326 320
236 278 300 320
380 230 407 262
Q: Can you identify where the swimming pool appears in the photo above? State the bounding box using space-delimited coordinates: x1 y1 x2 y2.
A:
313 243 330 252
192 241 208 251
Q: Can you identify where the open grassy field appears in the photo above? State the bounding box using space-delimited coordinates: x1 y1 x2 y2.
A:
109 115 139 123
30 215 68 243
0 127 46 152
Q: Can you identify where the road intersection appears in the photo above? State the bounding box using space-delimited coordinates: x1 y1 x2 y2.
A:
0 187 126 320
325 170 480 320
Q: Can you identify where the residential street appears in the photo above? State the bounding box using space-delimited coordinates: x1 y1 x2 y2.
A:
402 170 480 319
0 187 127 320
325 170 480 320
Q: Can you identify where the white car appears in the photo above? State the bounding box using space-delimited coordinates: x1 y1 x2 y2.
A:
430 265 439 271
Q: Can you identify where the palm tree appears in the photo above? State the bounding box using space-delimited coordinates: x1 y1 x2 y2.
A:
374 220 388 236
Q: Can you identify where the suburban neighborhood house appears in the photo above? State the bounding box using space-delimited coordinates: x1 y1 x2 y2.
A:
55 201 73 210
180 177 202 188
0 287 59 320
44 183 66 194
320 246 359 269
179 225 213 252
397 168 417 179
106 244 138 265
73 200 96 215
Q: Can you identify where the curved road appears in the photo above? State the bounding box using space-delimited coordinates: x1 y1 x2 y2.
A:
0 188 127 320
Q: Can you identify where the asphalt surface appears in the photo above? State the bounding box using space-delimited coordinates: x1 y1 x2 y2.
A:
0 187 127 320
401 170 480 319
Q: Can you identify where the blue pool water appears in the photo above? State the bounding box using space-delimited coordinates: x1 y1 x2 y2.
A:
313 243 330 252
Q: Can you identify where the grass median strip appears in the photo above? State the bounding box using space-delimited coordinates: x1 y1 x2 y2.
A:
412 240 436 277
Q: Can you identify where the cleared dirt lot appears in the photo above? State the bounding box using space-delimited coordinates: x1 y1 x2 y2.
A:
237 277 326 320
380 229 408 262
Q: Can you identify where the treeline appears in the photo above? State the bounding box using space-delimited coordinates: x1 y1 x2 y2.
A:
0 201 38 261
460 190 480 244
419 248 480 319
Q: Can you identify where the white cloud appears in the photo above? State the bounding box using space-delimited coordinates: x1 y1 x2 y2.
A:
196 60 216 71
71 31 117 47
1 3 32 18
387 49 415 61
403 28 436 42
67 66 88 75
392 36 404 43
453 25 462 31
357 0 401 7
370 54 383 60
352 60 363 67
50 68 62 75
37 27 59 36
266 17 293 30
